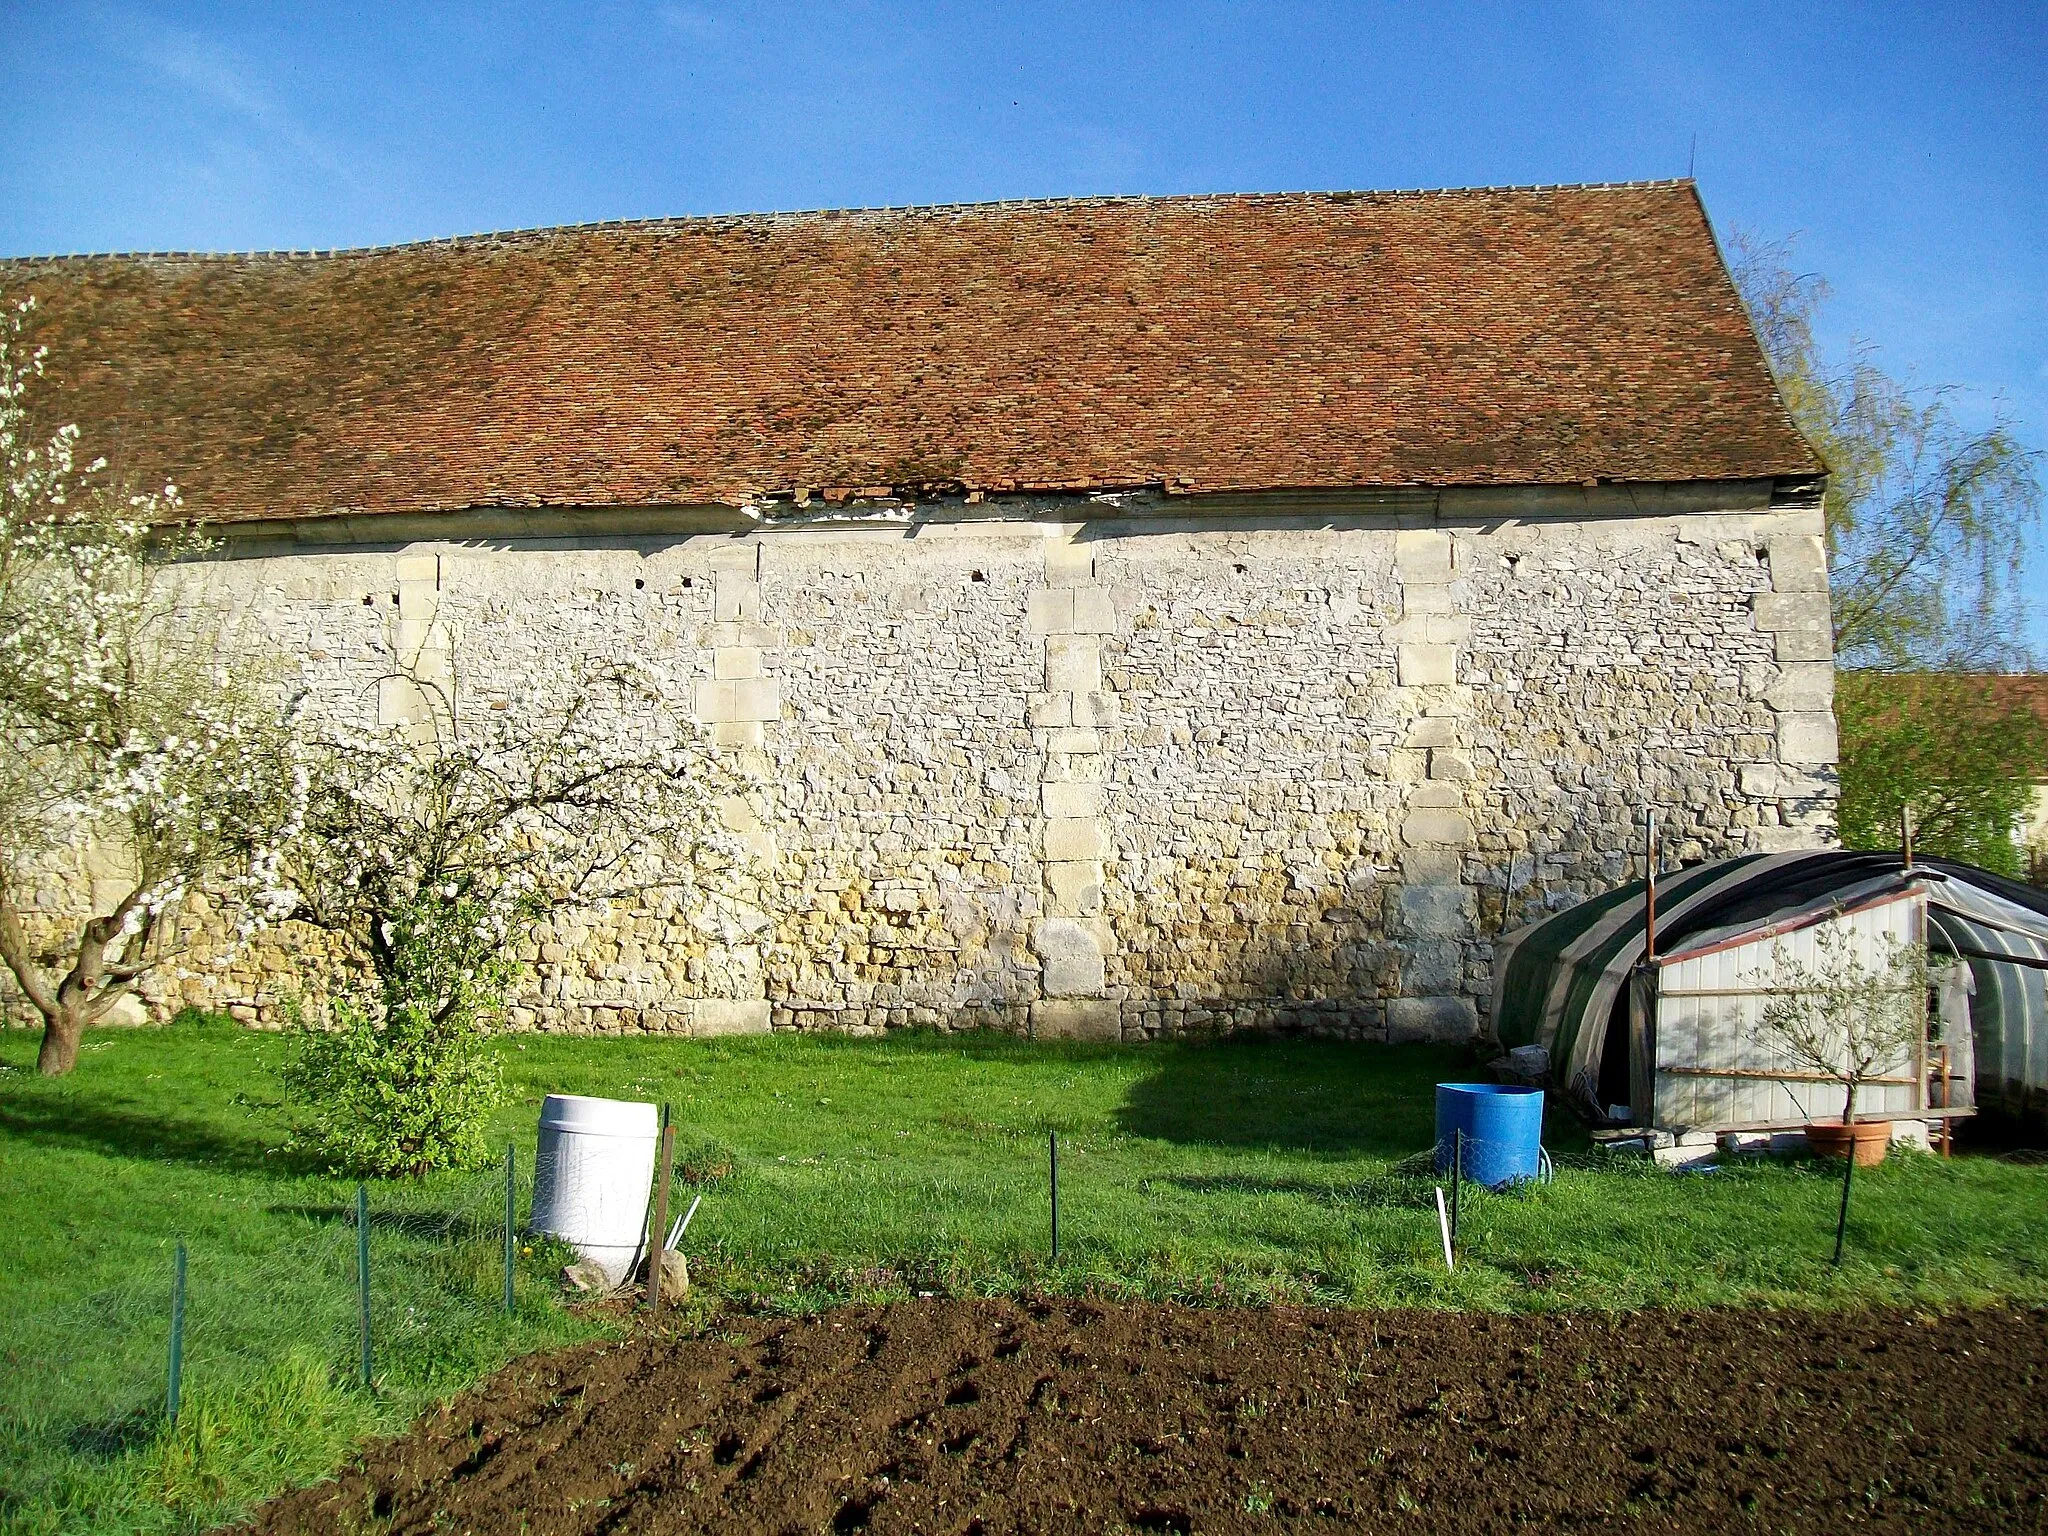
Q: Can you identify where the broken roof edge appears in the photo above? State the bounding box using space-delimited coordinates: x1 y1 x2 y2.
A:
0 180 1702 264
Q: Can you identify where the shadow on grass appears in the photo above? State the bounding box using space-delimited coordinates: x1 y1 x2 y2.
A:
1149 1169 1443 1211
1116 1037 1469 1156
0 1096 278 1175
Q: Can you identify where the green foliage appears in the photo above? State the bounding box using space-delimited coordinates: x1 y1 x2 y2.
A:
1837 671 2048 876
1728 234 2043 672
280 894 511 1178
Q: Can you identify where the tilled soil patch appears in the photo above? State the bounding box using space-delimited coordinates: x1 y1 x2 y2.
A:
240 1300 2048 1534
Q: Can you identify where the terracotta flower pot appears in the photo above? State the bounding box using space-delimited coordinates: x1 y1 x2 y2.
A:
1806 1120 1890 1167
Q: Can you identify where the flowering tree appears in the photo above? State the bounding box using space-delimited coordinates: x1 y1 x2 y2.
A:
278 661 762 1175
1753 922 1928 1125
0 298 302 1075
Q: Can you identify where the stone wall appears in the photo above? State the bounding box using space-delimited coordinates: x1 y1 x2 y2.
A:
10 492 1838 1044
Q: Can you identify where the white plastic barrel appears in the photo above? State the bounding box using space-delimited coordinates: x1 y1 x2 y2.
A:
530 1094 659 1285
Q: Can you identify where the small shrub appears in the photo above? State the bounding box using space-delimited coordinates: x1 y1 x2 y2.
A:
281 895 509 1178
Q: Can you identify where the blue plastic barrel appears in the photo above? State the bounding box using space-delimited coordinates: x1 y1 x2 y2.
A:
1434 1083 1545 1188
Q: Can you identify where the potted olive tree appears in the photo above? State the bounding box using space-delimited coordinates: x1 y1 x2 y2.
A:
1754 922 1928 1166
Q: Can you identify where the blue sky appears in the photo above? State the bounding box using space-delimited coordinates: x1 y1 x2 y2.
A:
2 1 2042 650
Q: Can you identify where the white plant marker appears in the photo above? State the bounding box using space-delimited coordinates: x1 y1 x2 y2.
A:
1434 1186 1455 1271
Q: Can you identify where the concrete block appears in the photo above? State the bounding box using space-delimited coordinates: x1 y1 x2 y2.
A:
713 646 762 680
1031 999 1120 1042
1071 587 1116 632
1402 808 1474 847
1045 859 1105 916
1387 995 1478 1045
1397 644 1459 687
1777 710 1839 765
1027 588 1074 634
1652 1143 1718 1170
696 678 782 723
692 999 771 1037
1044 542 1095 584
1045 635 1102 693
1045 816 1108 862
1033 918 1107 997
1767 534 1829 593
1042 781 1105 819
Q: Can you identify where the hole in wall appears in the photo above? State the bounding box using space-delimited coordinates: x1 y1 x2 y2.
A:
970 570 986 583
1232 563 1248 576
680 576 694 589
634 578 645 589
362 595 374 606
390 593 399 605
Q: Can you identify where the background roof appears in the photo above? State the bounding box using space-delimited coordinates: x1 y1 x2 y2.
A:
5 183 1819 523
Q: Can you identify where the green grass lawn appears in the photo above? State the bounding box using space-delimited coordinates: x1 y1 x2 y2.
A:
5 1017 2048 1533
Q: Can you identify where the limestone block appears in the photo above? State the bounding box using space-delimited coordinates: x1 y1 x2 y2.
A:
1407 782 1466 810
1395 529 1454 583
712 721 765 748
714 579 760 623
1764 662 1834 713
1039 728 1103 756
1750 591 1831 637
1027 589 1075 634
96 993 152 1027
1070 690 1121 728
1042 781 1105 819
1406 717 1462 749
1397 644 1459 687
1071 587 1116 633
1045 859 1105 916
707 544 760 575
1033 918 1107 996
705 621 780 650
695 679 782 723
1774 628 1834 663
1028 692 1072 728
1402 808 1474 847
1767 534 1829 593
1031 998 1120 1041
1044 542 1095 584
1400 850 1463 885
1777 710 1839 765
395 552 440 585
1387 995 1478 1044
1401 945 1464 994
1427 749 1473 781
713 646 763 681
1045 635 1102 693
1045 817 1107 862
1398 884 1471 936
693 999 771 1036
1388 613 1471 645
1754 825 1828 853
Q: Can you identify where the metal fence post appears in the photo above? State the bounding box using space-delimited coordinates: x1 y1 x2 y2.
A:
167 1241 187 1425
1450 1129 1463 1247
1049 1131 1060 1261
1832 1140 1857 1266
356 1183 373 1389
504 1144 517 1315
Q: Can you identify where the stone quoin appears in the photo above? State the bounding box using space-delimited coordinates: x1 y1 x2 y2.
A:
3 182 1834 1042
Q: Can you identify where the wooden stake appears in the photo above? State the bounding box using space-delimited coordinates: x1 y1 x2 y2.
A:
647 1108 675 1311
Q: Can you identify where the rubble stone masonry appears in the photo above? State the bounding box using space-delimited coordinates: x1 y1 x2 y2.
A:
20 493 1838 1045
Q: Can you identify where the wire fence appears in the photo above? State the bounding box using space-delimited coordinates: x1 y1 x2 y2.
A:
0 1150 586 1534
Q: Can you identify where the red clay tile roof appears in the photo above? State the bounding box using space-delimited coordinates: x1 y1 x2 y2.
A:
3 183 1822 524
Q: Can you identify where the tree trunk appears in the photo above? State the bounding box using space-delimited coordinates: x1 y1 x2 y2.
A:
1842 1077 1860 1126
36 999 87 1075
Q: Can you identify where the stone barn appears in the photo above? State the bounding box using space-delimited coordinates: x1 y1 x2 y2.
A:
5 180 1836 1043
